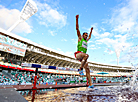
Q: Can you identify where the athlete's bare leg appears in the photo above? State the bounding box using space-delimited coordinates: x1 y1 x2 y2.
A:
76 53 89 69
84 62 92 86
76 53 93 86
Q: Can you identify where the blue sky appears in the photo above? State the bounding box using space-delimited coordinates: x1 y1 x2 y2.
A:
0 0 138 67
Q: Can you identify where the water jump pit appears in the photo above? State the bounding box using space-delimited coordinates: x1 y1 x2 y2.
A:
24 86 138 102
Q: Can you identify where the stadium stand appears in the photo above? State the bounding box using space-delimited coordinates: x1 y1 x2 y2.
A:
0 27 136 97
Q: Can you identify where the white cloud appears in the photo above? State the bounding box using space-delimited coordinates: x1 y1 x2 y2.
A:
57 48 61 51
48 30 57 36
85 0 138 65
47 47 74 57
61 37 67 42
57 50 74 57
88 41 93 43
39 42 43 45
71 39 77 44
119 49 138 65
100 27 106 32
96 38 112 47
83 23 100 38
114 34 122 38
109 0 138 34
96 42 102 45
89 44 100 50
113 21 134 33
93 29 100 37
89 47 96 50
91 24 100 37
103 0 138 64
109 51 114 55
100 32 110 38
104 48 114 55
36 2 67 28
89 45 95 47
0 6 32 34
97 35 133 56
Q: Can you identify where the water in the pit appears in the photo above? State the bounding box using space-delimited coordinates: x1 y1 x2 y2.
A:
59 69 138 102
57 86 138 102
53 70 138 102
25 69 138 102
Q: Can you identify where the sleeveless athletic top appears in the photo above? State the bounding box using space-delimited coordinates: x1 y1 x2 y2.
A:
77 38 87 53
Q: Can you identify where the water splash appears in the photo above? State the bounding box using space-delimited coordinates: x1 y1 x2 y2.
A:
60 86 138 102
130 63 138 91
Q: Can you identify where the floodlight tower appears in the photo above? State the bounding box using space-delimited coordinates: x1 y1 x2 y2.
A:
115 49 121 65
7 0 38 32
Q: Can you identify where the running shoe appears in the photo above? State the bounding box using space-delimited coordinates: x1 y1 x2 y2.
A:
88 85 94 88
88 85 98 90
79 70 84 76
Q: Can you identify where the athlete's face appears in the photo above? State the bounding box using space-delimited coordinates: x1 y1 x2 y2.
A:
83 33 88 40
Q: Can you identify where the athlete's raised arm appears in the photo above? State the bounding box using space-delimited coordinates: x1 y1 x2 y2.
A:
87 27 93 41
76 15 82 40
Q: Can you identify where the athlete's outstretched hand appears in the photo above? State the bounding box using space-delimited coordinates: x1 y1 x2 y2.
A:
76 15 79 19
91 27 93 31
